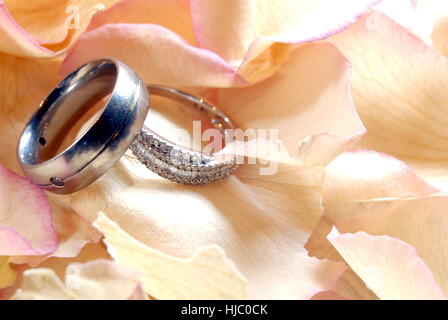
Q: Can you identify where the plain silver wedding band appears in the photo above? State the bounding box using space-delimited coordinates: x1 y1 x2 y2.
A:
17 58 237 194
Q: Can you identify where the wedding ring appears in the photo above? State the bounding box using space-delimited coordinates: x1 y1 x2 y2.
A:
131 85 237 186
17 58 237 194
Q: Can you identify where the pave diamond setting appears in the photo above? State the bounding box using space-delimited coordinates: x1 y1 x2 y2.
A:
130 128 237 185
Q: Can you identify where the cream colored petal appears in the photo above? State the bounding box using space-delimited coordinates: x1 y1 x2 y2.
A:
217 43 365 155
12 268 76 300
93 212 247 300
63 259 147 300
11 259 146 300
65 132 348 299
3 242 110 299
329 11 448 190
307 151 448 297
328 228 446 300
48 196 103 259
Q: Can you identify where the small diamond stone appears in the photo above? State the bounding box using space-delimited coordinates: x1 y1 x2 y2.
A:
50 177 64 187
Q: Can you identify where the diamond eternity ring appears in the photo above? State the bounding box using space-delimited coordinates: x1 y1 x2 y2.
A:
17 58 237 194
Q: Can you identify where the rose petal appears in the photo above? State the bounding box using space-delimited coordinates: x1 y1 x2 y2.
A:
190 0 380 81
2 242 110 299
217 43 365 155
93 212 247 300
0 1 52 57
0 257 15 289
0 0 115 57
12 269 76 300
61 23 246 88
329 11 448 191
88 0 196 45
11 259 146 300
4 0 117 45
332 268 379 300
375 0 448 45
47 196 103 259
311 290 349 300
307 150 448 297
10 197 104 266
328 228 446 300
0 165 56 256
63 133 348 299
433 16 448 57
324 150 438 202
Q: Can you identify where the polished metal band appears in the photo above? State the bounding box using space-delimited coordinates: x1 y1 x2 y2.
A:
17 58 236 194
17 58 149 194
131 85 237 185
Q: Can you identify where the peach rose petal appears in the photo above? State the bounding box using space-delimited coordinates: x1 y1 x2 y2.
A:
12 259 146 300
93 212 247 300
433 17 448 57
61 23 246 88
332 268 378 300
329 11 448 191
0 55 60 114
328 228 446 300
217 43 365 155
0 0 116 57
0 257 15 288
48 196 103 259
190 0 380 81
0 165 56 256
324 150 438 202
0 1 52 57
88 0 197 45
311 291 349 300
307 150 448 297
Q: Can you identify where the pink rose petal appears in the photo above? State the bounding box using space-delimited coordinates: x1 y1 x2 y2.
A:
61 23 246 88
0 165 57 256
190 0 381 66
328 228 446 300
0 1 52 57
88 0 197 45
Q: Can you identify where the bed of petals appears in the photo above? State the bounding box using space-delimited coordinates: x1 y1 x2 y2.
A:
1 0 448 300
